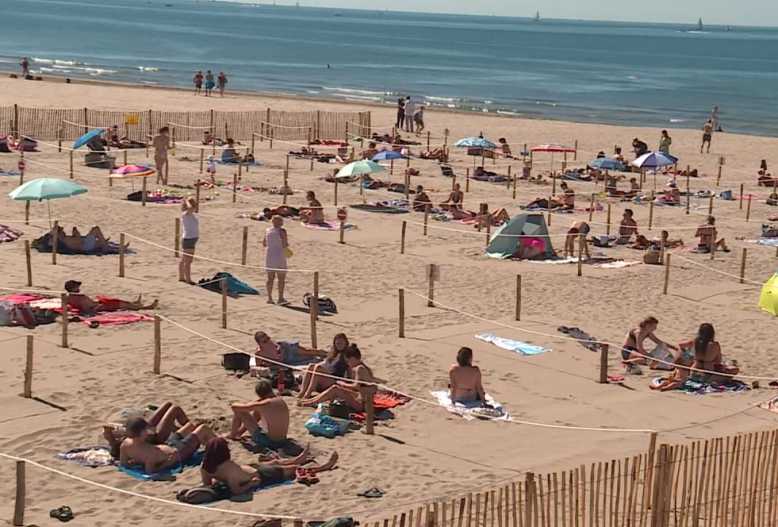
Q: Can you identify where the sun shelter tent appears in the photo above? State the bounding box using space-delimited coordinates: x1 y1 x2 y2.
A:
759 271 778 316
486 213 555 259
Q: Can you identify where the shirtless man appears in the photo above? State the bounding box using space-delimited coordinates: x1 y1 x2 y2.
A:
440 183 464 212
301 191 325 225
227 380 290 448
152 127 170 185
299 345 383 410
254 331 325 367
564 221 590 259
103 402 191 458
120 416 214 474
449 347 486 404
64 280 158 315
695 216 729 253
412 185 432 212
618 209 638 243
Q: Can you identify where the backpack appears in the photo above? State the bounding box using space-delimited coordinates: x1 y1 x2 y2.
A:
303 293 337 314
222 352 250 371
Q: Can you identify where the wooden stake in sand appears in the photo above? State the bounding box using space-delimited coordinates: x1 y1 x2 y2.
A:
310 272 319 349
141 176 147 207
400 221 407 255
13 460 25 527
685 173 690 215
23 335 33 398
221 278 228 329
282 170 289 205
746 195 752 221
740 248 748 284
427 264 436 307
485 217 491 248
599 344 609 384
174 218 180 258
574 140 578 160
506 166 512 190
708 195 714 215
122 149 128 167
577 234 584 277
153 315 161 375
398 288 405 338
24 241 32 287
589 194 595 222
60 293 69 348
717 163 722 186
24 201 29 225
333 176 339 207
739 183 744 210
51 220 58 265
606 203 611 235
69 150 74 179
515 275 522 321
663 253 671 295
241 226 248 265
338 221 345 244
361 384 376 435
466 168 470 192
512 171 517 200
119 233 125 277
195 179 201 210
649 200 654 230
310 157 314 172
232 173 237 203
424 205 430 236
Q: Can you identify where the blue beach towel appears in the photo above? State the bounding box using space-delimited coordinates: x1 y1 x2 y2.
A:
118 451 204 481
199 272 259 297
475 333 549 356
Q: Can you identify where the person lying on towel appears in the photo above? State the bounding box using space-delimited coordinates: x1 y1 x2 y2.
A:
103 402 195 458
64 280 158 314
201 438 338 494
120 415 215 474
254 331 326 367
449 347 486 405
227 380 290 448
51 225 118 254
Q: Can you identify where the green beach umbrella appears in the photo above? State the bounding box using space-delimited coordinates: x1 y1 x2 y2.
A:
335 160 385 179
9 178 88 226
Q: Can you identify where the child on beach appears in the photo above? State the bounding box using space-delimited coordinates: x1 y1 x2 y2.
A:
206 155 217 184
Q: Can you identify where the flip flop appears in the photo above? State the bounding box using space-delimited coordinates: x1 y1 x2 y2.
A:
357 487 385 498
50 506 74 522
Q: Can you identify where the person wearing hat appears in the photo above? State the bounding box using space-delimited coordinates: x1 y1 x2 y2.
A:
64 280 158 315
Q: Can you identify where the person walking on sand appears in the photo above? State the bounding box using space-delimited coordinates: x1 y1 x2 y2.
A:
152 126 170 185
404 96 415 133
20 57 29 77
658 130 672 155
701 119 714 154
193 70 203 95
204 70 215 97
179 197 199 284
217 72 228 97
263 215 289 305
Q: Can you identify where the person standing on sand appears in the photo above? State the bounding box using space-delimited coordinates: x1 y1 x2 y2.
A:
152 126 170 185
263 215 289 305
20 57 29 77
404 96 415 133
179 197 199 284
710 105 721 131
701 119 714 154
204 70 215 97
217 72 227 97
193 71 203 95
395 97 405 130
658 130 672 155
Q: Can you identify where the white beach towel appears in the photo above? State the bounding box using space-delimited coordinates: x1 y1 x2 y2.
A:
430 390 511 421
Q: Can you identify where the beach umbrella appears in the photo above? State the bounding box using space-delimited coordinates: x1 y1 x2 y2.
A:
72 128 106 150
335 160 385 179
454 137 497 149
9 177 87 225
590 158 627 171
530 144 577 174
632 151 679 192
371 150 406 161
110 164 156 178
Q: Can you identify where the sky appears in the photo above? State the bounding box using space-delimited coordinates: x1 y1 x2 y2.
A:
227 0 778 27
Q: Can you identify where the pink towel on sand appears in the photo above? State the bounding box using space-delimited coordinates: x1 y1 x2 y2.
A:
81 312 153 326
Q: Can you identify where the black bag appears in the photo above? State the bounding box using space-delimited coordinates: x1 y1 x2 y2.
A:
222 352 250 371
303 293 337 314
317 518 358 527
325 401 351 419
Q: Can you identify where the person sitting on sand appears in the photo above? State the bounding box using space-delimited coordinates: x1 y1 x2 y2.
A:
103 402 193 459
614 146 625 162
758 169 776 187
300 191 325 225
618 209 638 243
624 177 640 199
221 138 241 164
650 350 694 391
449 347 486 404
412 185 432 212
201 438 338 494
681 323 739 381
695 216 729 253
440 183 464 212
362 142 378 160
632 138 648 158
64 280 158 315
475 207 510 229
228 380 289 448
299 344 384 410
498 138 513 159
554 182 575 209
658 230 683 249
768 189 778 206
656 182 681 205
298 333 350 400
254 331 326 367
605 173 620 196
622 316 678 373
120 416 215 474
564 221 591 259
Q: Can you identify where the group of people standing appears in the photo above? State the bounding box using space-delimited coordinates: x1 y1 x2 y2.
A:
193 70 228 97
395 96 425 133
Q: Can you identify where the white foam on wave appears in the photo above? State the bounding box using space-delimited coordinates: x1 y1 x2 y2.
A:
138 66 159 72
322 86 387 97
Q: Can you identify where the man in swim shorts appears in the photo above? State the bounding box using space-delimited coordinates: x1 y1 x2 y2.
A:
120 416 214 474
152 127 170 185
228 380 290 448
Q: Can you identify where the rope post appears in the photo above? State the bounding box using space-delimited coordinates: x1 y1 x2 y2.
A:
269 128 274 149
708 195 714 216
123 149 128 167
547 198 552 226
740 248 747 284
404 171 410 200
663 253 671 294
739 183 744 209
465 168 470 192
221 278 228 329
51 220 58 265
648 199 654 230
251 132 256 154
60 293 69 348
574 139 578 160
515 274 521 321
141 176 147 207
24 240 32 286
362 384 376 435
334 177 339 207
23 335 33 398
282 170 288 205
153 315 161 375
423 204 430 236
119 233 125 277
24 201 29 225
241 226 248 265
427 264 435 307
577 233 584 277
238 159 243 181
685 173 690 215
174 218 180 258
58 127 62 152
746 195 752 221
310 272 319 349
69 150 74 179
589 193 595 222
710 237 716 260
232 173 237 203
400 221 407 254
597 343 609 384
716 164 722 186
338 220 345 244
13 460 25 527
606 203 611 235
485 216 491 248
512 169 517 199
398 288 405 338
506 165 512 190
195 179 201 209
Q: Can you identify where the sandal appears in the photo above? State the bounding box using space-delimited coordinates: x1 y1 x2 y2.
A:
295 467 319 486
50 506 74 522
357 487 385 498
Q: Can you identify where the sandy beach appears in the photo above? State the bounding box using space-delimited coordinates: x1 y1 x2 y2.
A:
1 75 778 526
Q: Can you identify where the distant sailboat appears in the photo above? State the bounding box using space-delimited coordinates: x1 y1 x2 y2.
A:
534 10 540 23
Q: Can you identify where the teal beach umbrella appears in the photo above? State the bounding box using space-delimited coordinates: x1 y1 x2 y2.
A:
9 178 88 225
335 160 385 179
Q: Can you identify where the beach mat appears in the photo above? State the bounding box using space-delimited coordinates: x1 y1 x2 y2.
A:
118 451 204 481
350 204 409 214
302 221 356 231
430 390 510 421
81 312 154 326
649 376 750 395
57 446 115 468
475 332 549 356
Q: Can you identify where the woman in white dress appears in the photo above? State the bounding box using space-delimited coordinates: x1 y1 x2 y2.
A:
263 215 289 305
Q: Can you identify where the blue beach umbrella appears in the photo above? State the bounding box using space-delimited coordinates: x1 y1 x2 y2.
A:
631 151 679 169
9 177 88 225
72 128 105 150
454 137 497 149
371 150 406 161
590 158 627 171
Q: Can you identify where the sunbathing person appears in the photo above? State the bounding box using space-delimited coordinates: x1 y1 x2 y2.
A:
449 347 486 404
768 189 778 206
650 351 694 391
119 416 215 474
605 173 620 196
656 183 681 205
420 147 447 162
758 169 776 187
362 142 378 160
622 316 678 372
618 209 638 243
682 323 739 381
300 191 325 225
412 185 432 212
440 183 464 212
658 230 683 249
555 182 575 210
201 438 338 494
254 331 325 367
69 226 112 253
564 221 591 259
624 178 640 199
64 280 158 314
227 380 290 448
299 344 383 410
253 206 300 221
695 216 729 253
298 333 350 400
475 207 510 229
221 138 242 164
103 402 192 458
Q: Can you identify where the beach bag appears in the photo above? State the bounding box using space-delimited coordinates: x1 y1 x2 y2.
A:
303 293 337 314
719 190 734 201
324 401 351 419
304 413 349 438
176 483 231 504
222 352 251 371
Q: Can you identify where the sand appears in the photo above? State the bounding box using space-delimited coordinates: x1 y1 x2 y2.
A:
1 75 778 526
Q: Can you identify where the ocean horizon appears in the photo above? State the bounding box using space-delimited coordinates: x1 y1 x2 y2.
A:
2 0 778 136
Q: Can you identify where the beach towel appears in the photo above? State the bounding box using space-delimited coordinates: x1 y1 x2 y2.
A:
349 391 411 422
81 312 153 327
557 326 600 352
127 191 183 204
430 390 510 421
31 233 124 255
176 480 292 505
57 446 115 468
302 221 356 231
118 451 204 481
595 260 641 269
475 332 549 356
649 376 750 395
0 225 22 243
199 272 259 297
0 169 21 177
